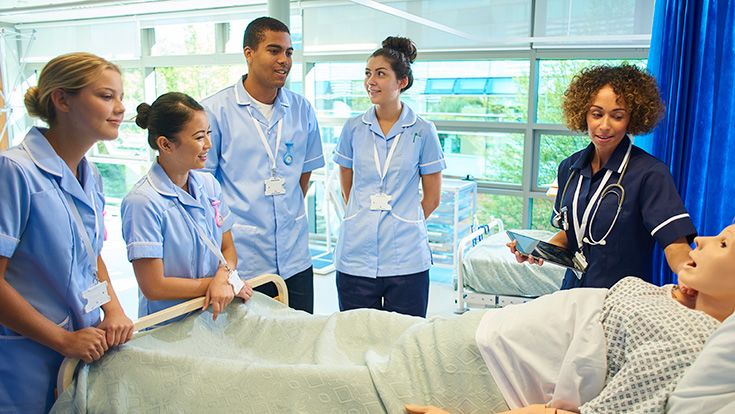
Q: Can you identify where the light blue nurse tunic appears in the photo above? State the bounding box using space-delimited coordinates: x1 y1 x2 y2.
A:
202 76 325 280
0 127 105 413
333 104 446 277
121 162 234 318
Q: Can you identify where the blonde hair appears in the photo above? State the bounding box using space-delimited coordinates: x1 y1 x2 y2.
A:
24 52 121 126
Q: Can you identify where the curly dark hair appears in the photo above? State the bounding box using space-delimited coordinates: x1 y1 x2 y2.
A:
562 64 665 135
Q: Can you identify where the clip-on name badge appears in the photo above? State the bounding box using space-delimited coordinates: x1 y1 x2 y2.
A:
82 280 111 313
370 193 393 211
264 176 286 196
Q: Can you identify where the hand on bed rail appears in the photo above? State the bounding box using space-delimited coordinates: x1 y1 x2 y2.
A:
96 308 134 347
236 280 254 302
507 240 545 266
59 327 109 363
203 270 236 320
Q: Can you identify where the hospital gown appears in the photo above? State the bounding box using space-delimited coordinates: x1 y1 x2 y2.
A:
580 278 720 413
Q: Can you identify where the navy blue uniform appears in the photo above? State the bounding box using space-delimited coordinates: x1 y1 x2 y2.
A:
553 136 696 288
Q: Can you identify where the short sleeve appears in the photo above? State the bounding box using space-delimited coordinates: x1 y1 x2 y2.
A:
202 104 222 177
640 165 697 246
333 120 355 168
667 314 735 414
120 192 164 261
0 157 30 258
302 102 325 173
418 121 446 175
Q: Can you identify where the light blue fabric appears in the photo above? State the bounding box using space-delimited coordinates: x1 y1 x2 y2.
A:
667 312 735 413
202 76 324 279
647 0 735 285
0 127 104 413
121 162 233 318
333 104 446 277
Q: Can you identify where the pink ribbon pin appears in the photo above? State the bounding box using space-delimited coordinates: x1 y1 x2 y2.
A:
211 199 224 227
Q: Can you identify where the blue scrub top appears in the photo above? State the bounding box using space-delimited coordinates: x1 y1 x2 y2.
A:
333 104 446 277
121 162 234 317
553 135 696 288
0 127 104 412
202 76 325 280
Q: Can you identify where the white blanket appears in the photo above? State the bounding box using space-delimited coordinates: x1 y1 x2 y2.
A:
475 288 608 411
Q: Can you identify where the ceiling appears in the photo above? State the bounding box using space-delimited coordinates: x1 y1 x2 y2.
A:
0 0 267 24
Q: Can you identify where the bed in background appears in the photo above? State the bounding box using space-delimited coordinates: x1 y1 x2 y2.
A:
455 219 566 313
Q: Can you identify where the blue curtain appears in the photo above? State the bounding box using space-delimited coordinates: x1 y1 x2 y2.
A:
647 0 735 285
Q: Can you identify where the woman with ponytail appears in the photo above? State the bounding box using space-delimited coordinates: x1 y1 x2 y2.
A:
333 37 445 317
121 92 252 323
0 52 133 412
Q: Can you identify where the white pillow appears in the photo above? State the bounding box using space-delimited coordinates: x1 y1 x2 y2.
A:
667 312 735 413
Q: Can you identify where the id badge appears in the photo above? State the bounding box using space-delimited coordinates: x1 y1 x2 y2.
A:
264 176 286 196
82 280 111 313
369 193 393 211
573 250 588 278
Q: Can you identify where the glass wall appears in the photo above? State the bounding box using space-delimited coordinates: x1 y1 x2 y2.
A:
3 0 653 227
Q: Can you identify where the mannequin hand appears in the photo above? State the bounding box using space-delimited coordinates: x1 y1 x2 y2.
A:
405 404 451 414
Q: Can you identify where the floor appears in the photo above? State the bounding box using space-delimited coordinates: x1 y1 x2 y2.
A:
102 208 460 319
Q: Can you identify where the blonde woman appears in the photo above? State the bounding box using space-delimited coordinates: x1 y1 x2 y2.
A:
0 52 133 412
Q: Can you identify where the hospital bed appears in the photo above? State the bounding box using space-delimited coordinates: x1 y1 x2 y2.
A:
56 273 288 394
52 274 505 414
455 219 566 313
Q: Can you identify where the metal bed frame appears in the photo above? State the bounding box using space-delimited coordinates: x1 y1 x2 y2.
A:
454 219 535 313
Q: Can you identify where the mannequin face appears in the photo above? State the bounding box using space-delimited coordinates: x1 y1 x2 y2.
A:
679 224 735 304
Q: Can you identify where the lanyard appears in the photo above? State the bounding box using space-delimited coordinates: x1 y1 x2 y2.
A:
23 142 100 279
372 132 402 185
175 202 228 267
61 184 100 278
248 107 283 174
571 169 613 252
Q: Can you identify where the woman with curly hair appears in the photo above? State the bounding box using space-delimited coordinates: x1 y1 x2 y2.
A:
509 64 696 289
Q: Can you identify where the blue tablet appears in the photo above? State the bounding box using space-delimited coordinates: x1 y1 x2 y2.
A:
506 230 587 273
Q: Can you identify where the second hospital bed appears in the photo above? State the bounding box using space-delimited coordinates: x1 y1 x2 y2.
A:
455 219 566 312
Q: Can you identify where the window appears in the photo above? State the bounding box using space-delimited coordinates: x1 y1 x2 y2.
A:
154 65 243 100
151 23 216 55
440 130 524 184
537 59 647 124
537 133 590 188
477 193 523 229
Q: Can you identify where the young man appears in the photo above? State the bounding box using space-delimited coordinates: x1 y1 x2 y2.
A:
202 17 324 313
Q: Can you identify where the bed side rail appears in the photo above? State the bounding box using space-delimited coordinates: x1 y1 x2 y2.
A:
454 218 504 314
57 273 287 394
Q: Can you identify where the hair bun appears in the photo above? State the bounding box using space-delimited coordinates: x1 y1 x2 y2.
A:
382 36 417 63
135 103 151 129
23 86 42 118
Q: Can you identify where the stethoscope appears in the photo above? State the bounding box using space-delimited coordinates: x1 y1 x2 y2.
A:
552 140 632 247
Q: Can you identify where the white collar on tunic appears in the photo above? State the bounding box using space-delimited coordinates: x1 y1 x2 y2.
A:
361 103 418 140
22 126 97 208
146 161 205 209
234 74 291 108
